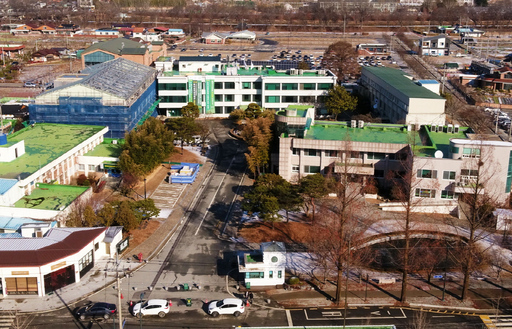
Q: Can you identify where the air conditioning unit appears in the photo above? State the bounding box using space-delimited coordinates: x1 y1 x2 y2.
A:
430 125 436 132
298 69 304 75
112 140 118 144
358 120 364 128
407 124 412 132
290 68 297 75
351 120 357 128
454 124 460 133
447 124 453 133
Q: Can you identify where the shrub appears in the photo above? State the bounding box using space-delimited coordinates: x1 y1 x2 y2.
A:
77 174 88 186
288 277 300 285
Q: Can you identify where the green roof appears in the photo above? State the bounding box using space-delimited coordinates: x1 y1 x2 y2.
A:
14 183 89 210
85 143 123 157
83 38 148 56
363 67 445 99
304 122 422 145
0 123 105 180
161 68 325 77
422 125 470 156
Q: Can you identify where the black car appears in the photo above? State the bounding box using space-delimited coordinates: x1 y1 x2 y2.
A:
76 302 117 320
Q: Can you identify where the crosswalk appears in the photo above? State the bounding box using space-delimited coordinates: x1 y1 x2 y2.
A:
0 314 15 328
481 315 512 328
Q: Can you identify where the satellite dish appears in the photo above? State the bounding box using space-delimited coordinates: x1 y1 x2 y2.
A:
434 150 444 158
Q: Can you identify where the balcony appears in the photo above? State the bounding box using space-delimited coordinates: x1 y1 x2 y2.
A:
335 162 374 175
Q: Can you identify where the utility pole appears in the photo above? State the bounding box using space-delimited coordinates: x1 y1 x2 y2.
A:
117 274 122 328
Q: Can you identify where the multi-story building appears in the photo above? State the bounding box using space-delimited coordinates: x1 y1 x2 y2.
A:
30 58 159 138
276 107 512 210
360 66 446 125
419 34 450 56
156 56 337 116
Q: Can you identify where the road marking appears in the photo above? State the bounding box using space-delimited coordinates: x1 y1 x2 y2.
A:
303 308 407 321
432 315 456 318
194 151 238 236
322 311 342 317
285 309 293 327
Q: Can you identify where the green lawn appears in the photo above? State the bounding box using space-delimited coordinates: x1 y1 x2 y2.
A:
14 184 89 210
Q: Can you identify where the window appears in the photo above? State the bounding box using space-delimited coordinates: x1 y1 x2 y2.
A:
292 165 299 172
242 82 251 89
282 95 298 103
265 83 280 90
214 94 223 102
282 83 298 90
304 165 320 173
79 164 85 170
451 146 459 154
253 94 262 102
94 242 99 251
301 83 316 90
441 190 454 199
224 94 234 102
350 151 361 159
245 272 264 279
292 148 299 155
79 250 93 271
415 188 436 198
161 95 187 103
214 82 223 89
462 147 481 158
269 270 273 279
374 169 384 177
417 169 437 179
278 270 282 278
242 94 251 102
271 256 278 263
253 82 262 89
215 106 223 114
224 82 235 89
265 96 280 103
300 96 315 103
318 83 333 90
88 165 96 171
325 150 337 157
461 169 478 177
305 149 318 156
225 106 235 113
368 152 385 160
443 171 456 180
160 83 186 90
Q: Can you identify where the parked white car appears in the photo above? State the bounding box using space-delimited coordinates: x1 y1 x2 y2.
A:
208 298 245 317
133 299 171 318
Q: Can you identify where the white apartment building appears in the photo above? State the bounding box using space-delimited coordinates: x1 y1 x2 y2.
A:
156 56 337 117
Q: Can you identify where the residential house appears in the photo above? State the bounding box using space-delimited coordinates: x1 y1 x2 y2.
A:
55 23 80 34
201 32 227 44
238 241 286 287
456 27 485 38
420 34 450 56
132 27 162 42
477 66 512 91
13 24 34 34
94 29 120 37
0 44 25 59
31 49 61 62
33 25 56 35
356 44 388 56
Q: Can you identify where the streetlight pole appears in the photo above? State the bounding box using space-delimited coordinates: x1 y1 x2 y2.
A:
117 272 122 329
144 178 146 200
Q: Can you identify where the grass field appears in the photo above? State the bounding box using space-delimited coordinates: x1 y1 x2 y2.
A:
14 183 89 210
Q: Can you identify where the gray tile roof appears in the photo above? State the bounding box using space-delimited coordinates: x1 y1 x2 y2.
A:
83 38 148 56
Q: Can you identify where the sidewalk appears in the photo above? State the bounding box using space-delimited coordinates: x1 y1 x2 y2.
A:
0 148 217 313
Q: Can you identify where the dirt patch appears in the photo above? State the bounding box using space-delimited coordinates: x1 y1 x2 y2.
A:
238 221 312 245
125 220 161 255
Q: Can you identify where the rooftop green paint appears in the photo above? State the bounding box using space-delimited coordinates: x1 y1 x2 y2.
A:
304 123 422 145
14 183 89 210
85 143 123 157
83 38 147 56
161 68 324 77
0 123 105 180
363 67 445 100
